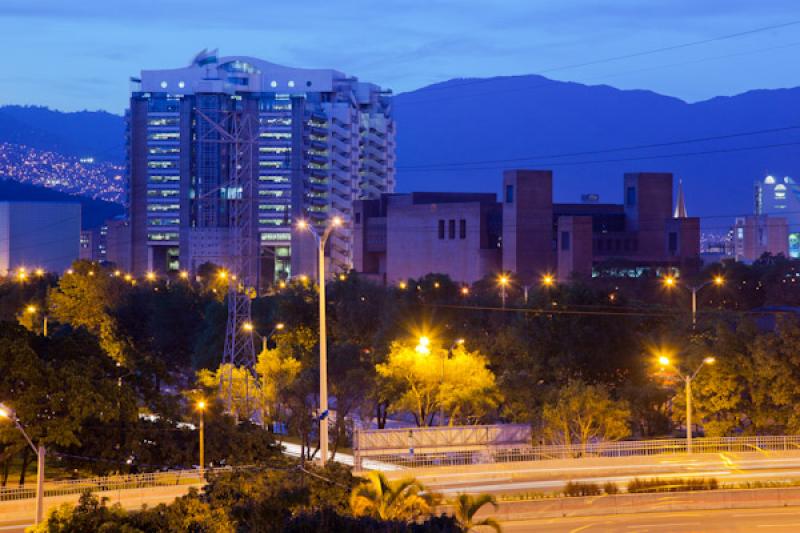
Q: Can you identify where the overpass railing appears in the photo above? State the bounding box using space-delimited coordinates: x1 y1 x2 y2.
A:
0 466 240 502
354 434 800 471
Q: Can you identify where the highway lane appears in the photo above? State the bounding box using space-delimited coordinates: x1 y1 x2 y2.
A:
433 466 800 494
501 506 800 532
411 454 800 494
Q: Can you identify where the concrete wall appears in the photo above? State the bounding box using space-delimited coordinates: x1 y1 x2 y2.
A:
623 172 673 260
386 201 495 283
0 484 201 524
502 170 555 284
0 202 80 275
557 216 593 280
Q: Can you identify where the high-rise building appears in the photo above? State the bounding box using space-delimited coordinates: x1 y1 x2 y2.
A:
755 175 800 257
127 50 395 286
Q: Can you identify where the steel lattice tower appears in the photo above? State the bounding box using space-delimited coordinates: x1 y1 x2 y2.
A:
196 101 258 414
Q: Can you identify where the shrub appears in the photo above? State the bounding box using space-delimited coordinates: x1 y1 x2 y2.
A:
603 482 620 495
564 481 602 497
627 477 718 493
285 509 461 532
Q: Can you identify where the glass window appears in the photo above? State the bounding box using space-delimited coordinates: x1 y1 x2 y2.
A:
561 231 570 251
448 219 455 239
505 185 514 203
668 232 678 253
626 186 636 207
438 220 445 240
459 219 466 239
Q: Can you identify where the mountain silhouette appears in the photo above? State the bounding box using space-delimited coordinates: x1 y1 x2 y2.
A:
3 75 800 224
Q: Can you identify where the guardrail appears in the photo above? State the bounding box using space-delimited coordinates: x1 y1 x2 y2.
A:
356 435 800 471
0 466 238 502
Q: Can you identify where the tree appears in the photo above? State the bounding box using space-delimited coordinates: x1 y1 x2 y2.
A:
453 493 501 533
48 261 129 363
541 379 631 452
376 341 501 426
350 471 441 522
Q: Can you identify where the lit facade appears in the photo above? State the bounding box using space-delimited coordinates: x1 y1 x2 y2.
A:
755 175 800 258
732 215 788 263
0 202 81 275
128 51 395 284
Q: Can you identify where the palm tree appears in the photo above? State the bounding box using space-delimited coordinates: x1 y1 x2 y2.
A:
453 493 502 532
349 471 441 522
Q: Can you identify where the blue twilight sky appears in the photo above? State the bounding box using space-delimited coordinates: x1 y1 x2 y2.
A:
2 0 800 113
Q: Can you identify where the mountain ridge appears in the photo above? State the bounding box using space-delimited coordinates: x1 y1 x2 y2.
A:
3 74 800 222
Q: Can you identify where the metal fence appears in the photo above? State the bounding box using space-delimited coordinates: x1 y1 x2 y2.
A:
355 435 800 471
0 466 238 502
354 424 531 454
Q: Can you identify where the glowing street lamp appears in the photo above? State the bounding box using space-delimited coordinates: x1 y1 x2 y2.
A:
541 274 555 287
145 271 156 282
179 270 190 280
460 286 470 296
295 215 342 467
657 354 715 453
498 274 510 308
662 274 725 327
25 305 48 337
0 403 45 524
416 335 431 355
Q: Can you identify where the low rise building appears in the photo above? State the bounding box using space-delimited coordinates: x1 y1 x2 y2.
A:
353 169 700 284
0 201 81 275
732 215 788 263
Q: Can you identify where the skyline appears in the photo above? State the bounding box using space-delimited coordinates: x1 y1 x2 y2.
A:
2 0 800 112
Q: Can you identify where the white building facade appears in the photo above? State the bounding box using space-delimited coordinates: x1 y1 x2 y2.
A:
128 51 395 285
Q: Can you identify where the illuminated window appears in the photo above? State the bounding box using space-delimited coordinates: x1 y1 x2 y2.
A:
270 80 278 88
288 80 295 88
160 81 168 89
178 81 185 89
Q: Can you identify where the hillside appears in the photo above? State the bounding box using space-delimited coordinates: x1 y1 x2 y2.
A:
0 105 125 163
0 179 124 229
4 77 800 221
393 75 800 221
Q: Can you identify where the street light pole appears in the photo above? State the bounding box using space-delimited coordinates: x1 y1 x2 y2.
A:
0 403 45 524
24 305 48 337
196 401 205 478
498 275 509 308
658 356 715 454
662 275 723 328
297 216 341 467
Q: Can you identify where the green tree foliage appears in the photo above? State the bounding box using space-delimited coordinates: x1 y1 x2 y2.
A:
540 380 631 451
350 471 442 522
376 341 501 426
452 493 501 533
0 324 127 484
48 261 129 363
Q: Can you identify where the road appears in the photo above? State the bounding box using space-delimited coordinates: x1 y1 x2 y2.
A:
501 506 800 532
409 453 800 495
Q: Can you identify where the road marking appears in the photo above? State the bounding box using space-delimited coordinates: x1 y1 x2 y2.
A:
0 526 30 531
627 523 701 528
568 525 595 533
757 525 800 528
